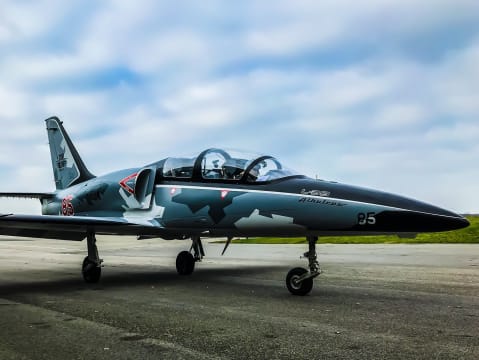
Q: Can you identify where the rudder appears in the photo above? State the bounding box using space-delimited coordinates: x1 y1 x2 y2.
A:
45 116 95 190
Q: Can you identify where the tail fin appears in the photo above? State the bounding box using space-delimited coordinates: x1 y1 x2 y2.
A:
45 116 95 190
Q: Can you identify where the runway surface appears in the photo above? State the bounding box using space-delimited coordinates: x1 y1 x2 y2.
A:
0 236 478 359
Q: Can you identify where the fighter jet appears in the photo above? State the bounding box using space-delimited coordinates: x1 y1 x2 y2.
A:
0 117 469 295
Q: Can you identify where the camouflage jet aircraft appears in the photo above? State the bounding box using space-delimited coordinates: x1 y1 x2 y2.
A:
0 117 469 295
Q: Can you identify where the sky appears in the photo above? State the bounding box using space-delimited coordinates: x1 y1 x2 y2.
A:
0 0 478 214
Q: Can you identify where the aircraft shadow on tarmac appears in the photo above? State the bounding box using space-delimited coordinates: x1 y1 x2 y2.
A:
0 264 292 297
0 264 446 307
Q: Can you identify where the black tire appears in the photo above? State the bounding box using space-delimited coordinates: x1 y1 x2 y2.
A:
176 251 195 275
286 267 313 296
82 256 101 283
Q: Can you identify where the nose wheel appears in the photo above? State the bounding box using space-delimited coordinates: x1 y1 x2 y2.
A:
286 267 313 296
286 236 321 296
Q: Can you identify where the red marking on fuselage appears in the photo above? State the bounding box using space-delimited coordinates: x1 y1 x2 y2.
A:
170 187 177 195
119 173 137 194
61 195 74 216
221 190 229 199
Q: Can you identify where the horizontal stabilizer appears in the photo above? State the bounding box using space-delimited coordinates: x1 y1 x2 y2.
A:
0 192 55 200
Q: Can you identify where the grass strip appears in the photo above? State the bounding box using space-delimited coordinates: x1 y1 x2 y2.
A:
223 215 479 244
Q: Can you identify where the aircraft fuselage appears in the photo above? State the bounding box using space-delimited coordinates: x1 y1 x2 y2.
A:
42 169 469 239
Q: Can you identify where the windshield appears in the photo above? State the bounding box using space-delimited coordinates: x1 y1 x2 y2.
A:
246 157 299 183
201 149 258 180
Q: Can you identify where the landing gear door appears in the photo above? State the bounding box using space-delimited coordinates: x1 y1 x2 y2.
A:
134 167 155 209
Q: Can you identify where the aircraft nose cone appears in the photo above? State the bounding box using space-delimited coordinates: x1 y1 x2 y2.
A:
354 188 470 233
374 210 469 233
450 215 470 230
398 199 470 232
429 212 469 231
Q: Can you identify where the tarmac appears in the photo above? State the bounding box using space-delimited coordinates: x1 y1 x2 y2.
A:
0 236 477 359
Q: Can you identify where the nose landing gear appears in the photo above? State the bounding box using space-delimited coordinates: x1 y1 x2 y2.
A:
286 236 322 296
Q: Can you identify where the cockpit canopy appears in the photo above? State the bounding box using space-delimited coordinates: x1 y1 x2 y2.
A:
161 148 300 183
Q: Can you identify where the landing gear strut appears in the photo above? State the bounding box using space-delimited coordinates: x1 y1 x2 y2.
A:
191 235 205 261
176 236 204 275
286 236 322 296
82 231 102 283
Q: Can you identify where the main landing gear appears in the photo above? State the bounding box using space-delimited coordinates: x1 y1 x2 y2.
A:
286 236 322 296
82 231 102 283
176 235 204 275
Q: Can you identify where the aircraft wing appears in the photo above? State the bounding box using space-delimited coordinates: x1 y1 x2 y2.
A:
0 214 168 241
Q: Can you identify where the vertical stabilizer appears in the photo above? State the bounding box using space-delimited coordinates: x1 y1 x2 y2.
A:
45 116 95 190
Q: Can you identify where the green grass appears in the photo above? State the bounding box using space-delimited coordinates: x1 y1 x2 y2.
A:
227 215 479 244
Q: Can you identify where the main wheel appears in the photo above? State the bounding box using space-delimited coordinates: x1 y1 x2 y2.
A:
286 267 313 296
176 251 195 275
82 256 101 283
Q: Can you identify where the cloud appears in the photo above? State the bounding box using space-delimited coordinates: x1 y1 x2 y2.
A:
0 0 478 214
0 0 72 44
